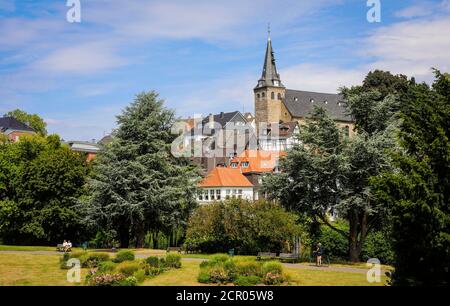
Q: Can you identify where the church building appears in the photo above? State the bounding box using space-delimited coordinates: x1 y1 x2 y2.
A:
254 34 355 137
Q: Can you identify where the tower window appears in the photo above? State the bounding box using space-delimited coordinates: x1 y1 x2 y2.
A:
271 92 275 99
257 93 260 99
262 92 265 98
278 93 282 100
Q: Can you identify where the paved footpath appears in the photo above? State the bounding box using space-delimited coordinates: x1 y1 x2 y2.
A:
0 250 384 274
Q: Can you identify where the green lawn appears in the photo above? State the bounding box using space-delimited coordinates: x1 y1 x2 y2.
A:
0 249 390 286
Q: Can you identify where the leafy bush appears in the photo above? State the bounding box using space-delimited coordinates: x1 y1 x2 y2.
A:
117 276 138 287
237 261 262 277
165 253 182 269
198 258 288 286
185 199 303 254
145 256 160 268
262 262 283 275
133 270 146 283
117 261 140 276
113 250 135 263
317 222 349 260
87 273 126 286
234 275 261 286
361 231 395 264
210 254 230 263
82 253 111 268
98 261 116 273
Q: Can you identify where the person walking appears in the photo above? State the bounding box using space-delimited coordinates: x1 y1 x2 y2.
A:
315 243 323 266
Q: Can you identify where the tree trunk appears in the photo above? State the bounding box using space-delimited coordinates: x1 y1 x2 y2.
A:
135 226 145 248
119 224 130 248
349 209 360 262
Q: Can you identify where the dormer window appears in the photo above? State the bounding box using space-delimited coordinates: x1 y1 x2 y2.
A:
231 162 238 168
324 100 328 104
294 97 299 102
242 162 249 168
310 99 315 103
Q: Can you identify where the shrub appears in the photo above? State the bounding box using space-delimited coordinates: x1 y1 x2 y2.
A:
113 250 135 263
145 256 160 268
165 253 182 269
210 254 230 263
117 276 138 287
262 262 283 275
98 261 116 273
317 223 349 260
69 251 86 259
133 270 146 283
185 199 303 254
262 272 285 285
87 273 126 286
208 266 230 284
361 231 395 264
197 270 211 283
237 261 262 277
82 253 111 268
117 261 140 276
234 275 261 286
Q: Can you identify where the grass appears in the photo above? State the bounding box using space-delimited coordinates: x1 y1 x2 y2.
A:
0 249 392 286
0 253 88 286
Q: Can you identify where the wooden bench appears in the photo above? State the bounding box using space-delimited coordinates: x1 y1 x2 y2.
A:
167 247 182 253
56 244 71 252
279 253 299 263
256 252 277 261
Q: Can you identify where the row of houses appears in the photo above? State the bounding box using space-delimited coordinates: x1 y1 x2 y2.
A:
2 34 355 206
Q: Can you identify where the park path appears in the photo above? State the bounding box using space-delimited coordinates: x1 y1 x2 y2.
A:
0 250 383 274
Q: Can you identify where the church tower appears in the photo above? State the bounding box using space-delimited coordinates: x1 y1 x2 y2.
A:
254 31 287 128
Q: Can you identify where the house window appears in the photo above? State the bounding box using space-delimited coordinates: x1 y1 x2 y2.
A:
237 189 243 199
271 92 275 99
210 189 215 200
231 162 238 168
216 190 221 200
198 192 203 201
226 189 231 199
232 189 237 198
343 126 350 137
242 162 249 168
204 191 209 201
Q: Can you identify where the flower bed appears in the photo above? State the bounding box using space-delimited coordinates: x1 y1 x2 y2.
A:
197 255 289 286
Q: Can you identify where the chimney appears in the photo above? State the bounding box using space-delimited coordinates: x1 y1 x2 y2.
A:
208 113 214 123
220 112 224 119
92 139 96 144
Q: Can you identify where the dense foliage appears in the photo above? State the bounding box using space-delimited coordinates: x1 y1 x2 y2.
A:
198 255 288 285
84 91 199 248
372 71 450 285
185 199 303 254
0 134 88 244
6 109 48 136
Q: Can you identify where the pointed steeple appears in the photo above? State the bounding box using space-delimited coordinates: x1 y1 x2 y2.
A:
256 29 283 89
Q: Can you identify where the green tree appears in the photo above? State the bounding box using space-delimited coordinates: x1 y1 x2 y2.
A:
84 91 199 248
0 134 88 244
372 71 450 285
185 199 304 254
263 107 393 261
6 109 48 136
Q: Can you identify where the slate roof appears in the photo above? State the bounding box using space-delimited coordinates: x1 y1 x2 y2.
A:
267 121 298 139
0 117 35 132
201 111 242 128
284 89 352 122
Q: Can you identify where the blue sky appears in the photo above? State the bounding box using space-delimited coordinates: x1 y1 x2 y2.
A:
1 0 449 140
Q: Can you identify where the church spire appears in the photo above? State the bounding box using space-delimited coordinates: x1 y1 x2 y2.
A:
256 28 283 88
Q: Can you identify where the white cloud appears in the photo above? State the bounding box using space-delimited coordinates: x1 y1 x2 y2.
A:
281 64 365 93
33 43 128 74
363 17 450 81
395 0 450 19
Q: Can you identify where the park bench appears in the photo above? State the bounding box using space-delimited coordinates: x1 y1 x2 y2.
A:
279 253 299 263
167 247 182 253
56 244 71 252
256 252 277 261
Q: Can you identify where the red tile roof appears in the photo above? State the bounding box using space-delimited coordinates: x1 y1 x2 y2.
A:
198 167 253 187
229 150 287 173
